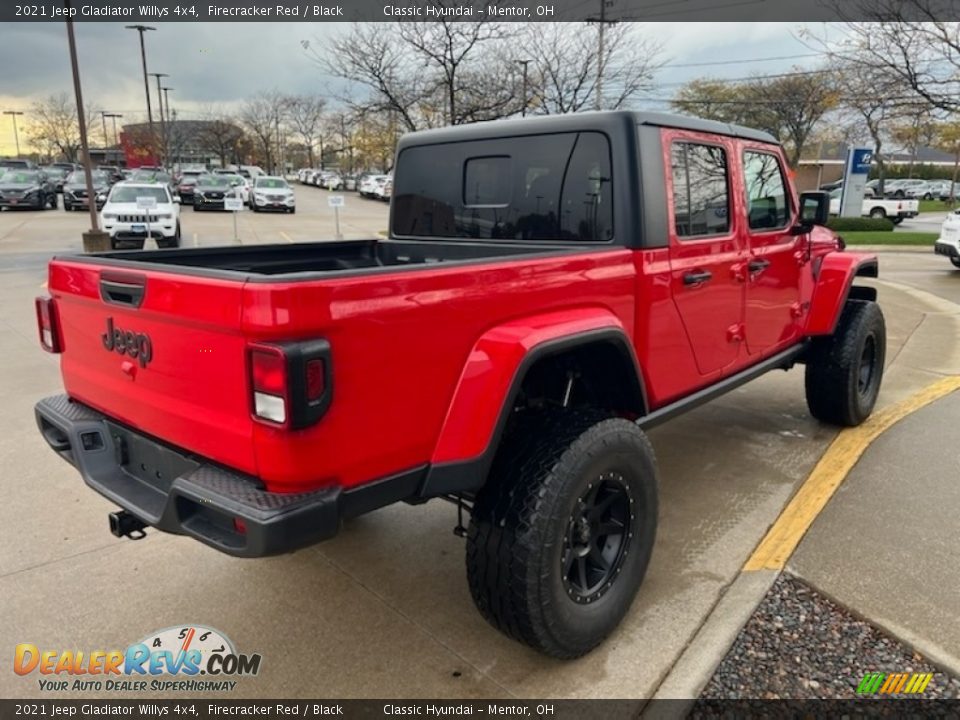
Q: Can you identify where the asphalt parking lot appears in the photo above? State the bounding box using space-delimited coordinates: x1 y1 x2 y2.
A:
1 190 958 701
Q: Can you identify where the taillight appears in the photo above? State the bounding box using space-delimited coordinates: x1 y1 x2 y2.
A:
248 340 332 429
251 346 288 424
35 296 61 353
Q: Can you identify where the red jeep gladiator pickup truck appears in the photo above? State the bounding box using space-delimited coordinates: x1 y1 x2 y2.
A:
35 112 884 658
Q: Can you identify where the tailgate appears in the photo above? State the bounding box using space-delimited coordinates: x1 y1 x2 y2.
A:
49 260 257 476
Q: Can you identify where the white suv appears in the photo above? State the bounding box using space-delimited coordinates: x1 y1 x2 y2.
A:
251 176 296 213
100 182 181 250
934 209 960 269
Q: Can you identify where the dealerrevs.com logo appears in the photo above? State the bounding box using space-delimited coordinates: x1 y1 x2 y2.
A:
14 625 262 693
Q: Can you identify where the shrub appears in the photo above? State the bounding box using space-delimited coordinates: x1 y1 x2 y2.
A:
826 217 894 232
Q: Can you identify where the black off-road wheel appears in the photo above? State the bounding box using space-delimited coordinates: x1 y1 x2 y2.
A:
951 258 960 269
805 299 886 426
466 409 658 658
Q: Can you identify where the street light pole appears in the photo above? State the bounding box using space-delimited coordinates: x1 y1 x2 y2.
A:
125 25 156 159
100 111 109 155
161 87 173 168
105 113 123 164
66 0 108 251
149 72 168 167
516 60 530 117
3 111 24 156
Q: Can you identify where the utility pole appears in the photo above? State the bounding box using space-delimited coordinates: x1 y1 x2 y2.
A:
67 0 108 250
4 111 24 156
589 0 617 111
149 72 168 167
517 59 530 117
125 25 156 159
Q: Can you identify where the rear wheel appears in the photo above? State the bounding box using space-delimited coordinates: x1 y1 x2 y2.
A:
805 300 886 426
868 207 886 220
466 409 658 658
891 217 904 225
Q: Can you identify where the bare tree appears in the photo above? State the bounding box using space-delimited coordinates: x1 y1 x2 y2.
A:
672 69 838 166
28 93 98 162
196 111 246 167
308 16 522 131
287 94 327 167
526 23 663 114
805 11 959 113
240 90 290 173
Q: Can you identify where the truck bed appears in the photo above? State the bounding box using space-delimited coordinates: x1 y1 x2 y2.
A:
80 239 573 278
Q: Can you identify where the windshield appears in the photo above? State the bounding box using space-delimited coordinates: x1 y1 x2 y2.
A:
198 176 231 188
0 170 40 184
66 171 107 184
178 177 199 186
131 170 170 182
41 167 68 177
108 186 170 203
256 178 288 189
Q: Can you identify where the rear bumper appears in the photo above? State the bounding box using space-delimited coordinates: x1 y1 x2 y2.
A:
35 395 424 557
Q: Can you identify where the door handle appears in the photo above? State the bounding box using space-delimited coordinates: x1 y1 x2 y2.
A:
683 270 713 286
748 259 771 273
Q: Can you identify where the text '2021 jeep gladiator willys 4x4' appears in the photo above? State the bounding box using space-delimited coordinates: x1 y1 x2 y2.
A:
34 112 885 658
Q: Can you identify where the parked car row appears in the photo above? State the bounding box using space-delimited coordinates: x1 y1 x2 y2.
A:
297 168 356 191
820 178 958 202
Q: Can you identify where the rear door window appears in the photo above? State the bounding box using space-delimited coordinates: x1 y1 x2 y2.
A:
670 141 730 239
392 132 613 242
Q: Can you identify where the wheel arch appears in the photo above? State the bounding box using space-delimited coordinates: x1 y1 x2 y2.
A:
420 311 648 498
806 252 879 336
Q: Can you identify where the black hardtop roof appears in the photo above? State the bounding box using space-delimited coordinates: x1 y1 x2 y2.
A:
397 110 778 149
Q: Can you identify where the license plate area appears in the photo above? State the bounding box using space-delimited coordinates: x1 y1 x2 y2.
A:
107 422 199 492
131 223 146 232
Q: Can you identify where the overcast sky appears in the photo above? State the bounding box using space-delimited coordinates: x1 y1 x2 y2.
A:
0 21 828 154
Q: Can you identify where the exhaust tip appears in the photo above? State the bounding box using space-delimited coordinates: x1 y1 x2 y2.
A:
109 510 147 540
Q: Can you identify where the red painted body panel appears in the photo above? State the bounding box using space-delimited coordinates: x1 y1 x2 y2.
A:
805 247 878 336
431 307 629 464
50 261 258 475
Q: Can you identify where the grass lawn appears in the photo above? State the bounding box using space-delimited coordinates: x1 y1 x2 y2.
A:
919 199 957 213
842 231 939 245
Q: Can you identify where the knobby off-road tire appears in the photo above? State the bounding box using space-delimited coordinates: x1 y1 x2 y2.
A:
805 299 886 426
466 409 658 658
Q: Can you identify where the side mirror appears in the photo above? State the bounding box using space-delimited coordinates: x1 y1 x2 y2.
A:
173 196 181 204
794 191 830 232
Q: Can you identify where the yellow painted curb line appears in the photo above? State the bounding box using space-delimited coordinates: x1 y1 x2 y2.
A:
745 375 960 571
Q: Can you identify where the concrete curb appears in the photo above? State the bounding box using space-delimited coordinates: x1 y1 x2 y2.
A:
644 569 778 711
788 568 960 680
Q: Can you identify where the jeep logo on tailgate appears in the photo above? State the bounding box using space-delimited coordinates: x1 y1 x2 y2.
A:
102 317 153 368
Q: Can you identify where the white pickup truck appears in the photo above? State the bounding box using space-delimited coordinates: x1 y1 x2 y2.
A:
829 189 919 225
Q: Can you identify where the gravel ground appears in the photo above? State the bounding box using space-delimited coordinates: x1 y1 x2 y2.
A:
699 574 960 700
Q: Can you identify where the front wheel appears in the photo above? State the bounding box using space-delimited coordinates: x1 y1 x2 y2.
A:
950 258 960 269
466 410 658 658
805 300 886 426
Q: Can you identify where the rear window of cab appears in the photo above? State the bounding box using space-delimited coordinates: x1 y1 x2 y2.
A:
392 132 613 242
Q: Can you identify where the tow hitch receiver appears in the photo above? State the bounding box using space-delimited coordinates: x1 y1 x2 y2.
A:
109 510 147 540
